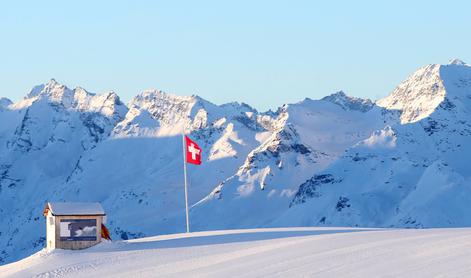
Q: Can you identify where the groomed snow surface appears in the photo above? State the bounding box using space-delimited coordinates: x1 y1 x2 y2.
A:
2 227 470 277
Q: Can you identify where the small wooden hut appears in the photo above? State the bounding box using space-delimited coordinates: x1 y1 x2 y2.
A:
43 202 107 250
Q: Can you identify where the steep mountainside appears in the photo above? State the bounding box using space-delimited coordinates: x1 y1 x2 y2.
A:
1 60 471 265
279 60 471 228
190 95 388 230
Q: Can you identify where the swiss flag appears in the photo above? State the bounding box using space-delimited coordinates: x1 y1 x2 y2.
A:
185 135 202 165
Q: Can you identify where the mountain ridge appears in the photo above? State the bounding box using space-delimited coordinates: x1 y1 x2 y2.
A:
0 60 470 265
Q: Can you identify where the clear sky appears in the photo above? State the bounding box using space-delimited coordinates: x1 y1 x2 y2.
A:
1 0 470 111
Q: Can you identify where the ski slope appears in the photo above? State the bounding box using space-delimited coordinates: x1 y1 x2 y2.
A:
2 227 471 277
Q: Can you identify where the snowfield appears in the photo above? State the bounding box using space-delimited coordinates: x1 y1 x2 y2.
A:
2 227 471 278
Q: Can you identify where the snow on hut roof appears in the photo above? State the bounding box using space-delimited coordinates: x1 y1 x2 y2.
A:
44 202 106 216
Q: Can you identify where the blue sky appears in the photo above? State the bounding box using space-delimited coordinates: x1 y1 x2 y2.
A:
1 0 470 111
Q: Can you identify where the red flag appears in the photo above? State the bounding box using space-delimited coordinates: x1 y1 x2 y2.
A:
185 135 202 165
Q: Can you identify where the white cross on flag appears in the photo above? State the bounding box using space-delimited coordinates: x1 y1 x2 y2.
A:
185 135 202 165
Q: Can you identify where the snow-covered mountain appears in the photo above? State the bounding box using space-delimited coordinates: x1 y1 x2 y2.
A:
1 59 471 265
279 59 471 228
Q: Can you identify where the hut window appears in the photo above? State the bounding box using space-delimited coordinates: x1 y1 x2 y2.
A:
49 217 54 225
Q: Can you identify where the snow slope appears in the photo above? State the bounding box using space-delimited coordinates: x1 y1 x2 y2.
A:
2 227 471 278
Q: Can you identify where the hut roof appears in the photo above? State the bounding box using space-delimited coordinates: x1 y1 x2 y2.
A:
44 202 106 216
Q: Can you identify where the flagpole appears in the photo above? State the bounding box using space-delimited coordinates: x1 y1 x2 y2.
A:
182 133 190 233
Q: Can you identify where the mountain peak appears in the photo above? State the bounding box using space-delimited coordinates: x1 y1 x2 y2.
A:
46 78 59 86
26 78 67 99
328 90 347 98
0 97 12 109
18 80 129 120
448 58 468 66
376 61 468 124
376 64 443 123
136 89 193 102
321 91 374 112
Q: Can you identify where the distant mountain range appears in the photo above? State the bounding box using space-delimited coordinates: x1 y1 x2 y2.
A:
1 59 470 265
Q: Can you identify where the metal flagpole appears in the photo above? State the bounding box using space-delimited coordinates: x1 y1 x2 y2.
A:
182 133 190 233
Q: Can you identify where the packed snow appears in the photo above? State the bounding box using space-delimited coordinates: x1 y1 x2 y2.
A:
2 227 471 277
